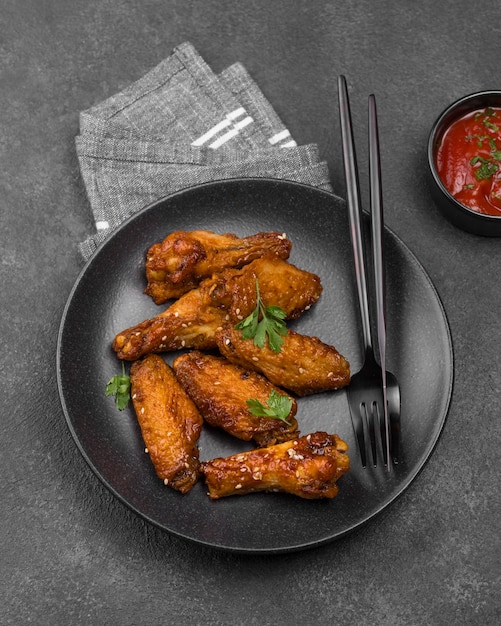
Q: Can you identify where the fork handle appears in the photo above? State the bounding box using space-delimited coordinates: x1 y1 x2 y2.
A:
338 75 373 353
369 94 386 363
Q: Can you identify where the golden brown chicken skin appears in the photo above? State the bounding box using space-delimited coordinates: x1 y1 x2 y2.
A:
216 326 351 396
113 256 323 361
173 351 299 447
207 255 322 322
130 354 203 493
114 285 227 360
201 432 350 500
145 229 292 304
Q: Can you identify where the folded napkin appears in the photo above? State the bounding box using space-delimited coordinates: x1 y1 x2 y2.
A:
76 42 333 260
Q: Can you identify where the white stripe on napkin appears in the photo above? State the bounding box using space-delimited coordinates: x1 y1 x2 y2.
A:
268 129 290 144
268 129 297 147
209 127 240 148
191 118 232 146
226 107 246 120
233 115 253 130
191 107 254 149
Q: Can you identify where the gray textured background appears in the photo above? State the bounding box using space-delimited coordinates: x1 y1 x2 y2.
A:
1 1 499 624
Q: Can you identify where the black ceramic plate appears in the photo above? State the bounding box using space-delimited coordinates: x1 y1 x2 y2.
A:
57 179 453 554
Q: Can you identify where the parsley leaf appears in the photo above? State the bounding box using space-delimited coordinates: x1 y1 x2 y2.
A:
484 119 499 132
234 279 287 352
105 362 131 411
246 390 294 424
470 155 499 180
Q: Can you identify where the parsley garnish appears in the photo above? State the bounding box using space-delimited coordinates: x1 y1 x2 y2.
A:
234 279 287 352
105 362 131 411
246 390 293 424
465 134 489 147
470 155 499 180
484 119 499 132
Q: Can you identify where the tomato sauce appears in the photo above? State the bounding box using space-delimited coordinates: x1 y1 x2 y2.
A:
435 106 501 216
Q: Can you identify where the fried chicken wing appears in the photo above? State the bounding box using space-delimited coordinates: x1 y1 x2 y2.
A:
145 230 292 303
201 432 350 499
173 351 299 447
114 285 227 359
113 257 322 361
216 326 350 396
130 354 203 493
207 255 322 322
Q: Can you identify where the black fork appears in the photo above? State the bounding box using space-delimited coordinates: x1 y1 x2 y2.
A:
338 75 401 468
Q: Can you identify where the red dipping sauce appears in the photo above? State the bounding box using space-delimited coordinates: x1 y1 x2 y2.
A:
435 106 501 216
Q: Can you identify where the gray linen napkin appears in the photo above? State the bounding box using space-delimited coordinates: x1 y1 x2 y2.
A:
76 42 333 260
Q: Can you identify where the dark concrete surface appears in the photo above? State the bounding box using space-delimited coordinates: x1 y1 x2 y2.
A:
1 1 499 624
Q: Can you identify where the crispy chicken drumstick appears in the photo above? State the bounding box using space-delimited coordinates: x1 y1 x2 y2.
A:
201 432 350 499
113 256 322 360
174 351 299 447
145 229 292 303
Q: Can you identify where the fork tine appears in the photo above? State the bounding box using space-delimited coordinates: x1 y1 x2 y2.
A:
378 402 389 466
352 405 367 468
368 401 378 466
388 375 401 463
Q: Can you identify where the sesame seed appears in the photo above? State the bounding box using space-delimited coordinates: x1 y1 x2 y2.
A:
144 447 148 453
252 356 259 361
235 484 242 489
163 478 169 485
299 367 305 374
174 312 179 317
162 335 167 341
141 407 145 414
214 381 221 385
